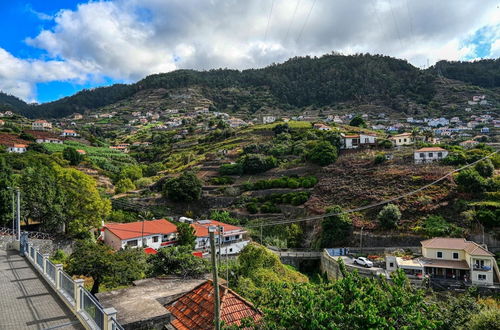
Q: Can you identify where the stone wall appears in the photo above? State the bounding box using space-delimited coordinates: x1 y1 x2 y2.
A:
0 235 73 255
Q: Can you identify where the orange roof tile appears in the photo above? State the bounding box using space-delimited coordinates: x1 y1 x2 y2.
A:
421 238 493 256
191 220 244 238
166 280 262 329
104 219 177 240
415 147 447 152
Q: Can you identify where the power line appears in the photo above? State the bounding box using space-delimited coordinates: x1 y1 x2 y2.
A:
264 0 275 41
244 151 498 229
388 0 404 48
297 0 317 43
405 0 414 38
285 0 302 43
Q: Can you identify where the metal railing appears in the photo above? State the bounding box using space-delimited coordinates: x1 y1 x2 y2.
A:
22 239 124 330
0 227 54 240
81 289 105 329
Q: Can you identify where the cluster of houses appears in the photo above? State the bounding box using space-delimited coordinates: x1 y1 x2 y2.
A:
101 218 249 256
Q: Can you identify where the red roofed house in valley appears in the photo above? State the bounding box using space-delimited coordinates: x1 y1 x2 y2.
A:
102 219 178 250
32 119 52 130
166 280 262 329
61 129 79 137
414 147 448 164
189 219 249 255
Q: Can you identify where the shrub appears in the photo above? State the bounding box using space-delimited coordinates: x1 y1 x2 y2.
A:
115 178 135 194
476 208 500 228
63 147 83 165
210 210 239 225
163 171 202 202
374 153 386 164
240 154 278 174
349 115 367 127
307 141 338 166
475 160 494 178
246 202 259 214
378 204 401 229
210 176 234 185
378 139 393 149
260 202 280 213
422 215 463 237
219 163 243 175
135 177 154 189
455 169 487 194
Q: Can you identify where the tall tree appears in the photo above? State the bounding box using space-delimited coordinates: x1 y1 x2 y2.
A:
0 158 14 227
319 205 352 247
176 222 196 249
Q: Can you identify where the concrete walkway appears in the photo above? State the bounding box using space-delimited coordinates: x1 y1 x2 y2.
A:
0 249 83 330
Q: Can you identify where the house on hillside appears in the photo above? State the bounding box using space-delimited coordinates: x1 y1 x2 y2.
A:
262 115 276 124
389 132 414 147
32 120 52 131
459 140 479 148
386 238 500 286
109 145 129 153
72 113 83 120
102 219 178 250
166 280 262 329
313 123 332 131
61 129 79 137
414 147 448 164
4 111 13 117
340 133 377 149
7 144 28 153
191 220 249 255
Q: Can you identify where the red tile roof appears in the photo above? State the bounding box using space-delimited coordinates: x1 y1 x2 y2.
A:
166 280 262 329
104 219 177 240
144 247 158 255
191 220 244 238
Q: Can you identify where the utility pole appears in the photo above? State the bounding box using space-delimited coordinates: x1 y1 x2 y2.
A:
218 226 223 264
359 227 364 254
16 188 20 241
209 226 221 330
9 187 14 242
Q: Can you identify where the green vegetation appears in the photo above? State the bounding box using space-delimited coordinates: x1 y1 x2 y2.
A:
317 206 352 248
148 245 209 278
115 178 135 194
378 204 401 229
242 175 318 191
420 215 463 237
62 147 83 166
349 115 367 127
245 191 311 214
175 222 196 249
306 141 338 166
163 171 202 202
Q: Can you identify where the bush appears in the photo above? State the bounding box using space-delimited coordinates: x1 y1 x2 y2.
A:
476 208 500 228
135 177 154 189
246 202 259 214
163 171 202 202
209 176 234 185
240 154 278 174
349 115 366 127
378 204 401 229
260 202 280 213
422 215 463 237
210 210 240 225
307 141 338 166
115 178 135 194
144 162 166 177
374 153 386 164
63 147 83 165
475 160 494 178
219 163 243 175
149 246 209 278
378 139 393 149
455 169 488 194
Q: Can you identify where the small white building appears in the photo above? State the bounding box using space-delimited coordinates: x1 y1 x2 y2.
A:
7 144 28 153
414 147 448 164
262 116 276 124
313 123 331 131
459 140 479 148
389 133 414 146
32 120 52 131
340 133 377 149
192 220 249 255
61 129 79 137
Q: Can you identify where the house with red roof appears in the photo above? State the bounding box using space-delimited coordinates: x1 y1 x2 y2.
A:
102 219 178 250
32 119 52 131
61 129 79 137
340 132 378 149
166 280 262 329
190 219 249 255
414 147 448 164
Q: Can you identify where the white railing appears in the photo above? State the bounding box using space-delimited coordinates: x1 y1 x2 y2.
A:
22 241 122 330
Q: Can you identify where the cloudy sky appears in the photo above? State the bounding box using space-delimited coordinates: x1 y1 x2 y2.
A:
0 0 499 103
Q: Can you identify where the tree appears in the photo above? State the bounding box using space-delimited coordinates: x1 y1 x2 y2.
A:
455 168 487 194
107 248 148 288
62 147 83 166
466 307 500 330
475 159 494 178
176 222 196 249
115 178 135 194
67 240 114 294
27 143 49 154
378 204 401 228
319 205 352 247
0 158 13 226
210 210 239 225
349 115 366 127
272 123 290 135
163 171 202 202
239 154 278 174
307 141 338 166
119 165 143 181
149 246 209 278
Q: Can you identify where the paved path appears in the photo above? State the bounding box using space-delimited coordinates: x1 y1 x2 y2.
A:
0 249 83 330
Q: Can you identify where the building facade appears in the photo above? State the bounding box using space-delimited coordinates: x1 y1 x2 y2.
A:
414 147 448 164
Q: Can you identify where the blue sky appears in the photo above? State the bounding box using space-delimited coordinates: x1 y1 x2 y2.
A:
0 0 498 103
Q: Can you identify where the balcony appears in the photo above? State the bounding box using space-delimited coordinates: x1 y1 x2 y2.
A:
473 265 492 271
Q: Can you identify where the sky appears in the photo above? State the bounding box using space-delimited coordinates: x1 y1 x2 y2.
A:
0 0 499 103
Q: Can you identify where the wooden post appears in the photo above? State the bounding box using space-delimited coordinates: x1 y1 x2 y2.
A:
209 226 221 330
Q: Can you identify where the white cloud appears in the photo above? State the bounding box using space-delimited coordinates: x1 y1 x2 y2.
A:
1 0 500 101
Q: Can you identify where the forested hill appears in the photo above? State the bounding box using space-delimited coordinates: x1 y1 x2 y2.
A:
1 53 499 119
432 58 500 88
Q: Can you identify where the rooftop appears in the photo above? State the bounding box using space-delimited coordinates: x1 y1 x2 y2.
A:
421 238 493 256
166 280 262 329
191 220 245 237
104 219 177 240
415 147 447 152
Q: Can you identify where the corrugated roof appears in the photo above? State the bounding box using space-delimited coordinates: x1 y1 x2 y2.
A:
104 219 177 240
419 258 470 270
166 280 262 329
421 238 493 256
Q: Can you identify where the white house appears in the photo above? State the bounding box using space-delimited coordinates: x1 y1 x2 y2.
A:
389 133 414 146
61 129 79 137
32 120 52 131
313 123 331 131
459 140 479 148
340 133 377 149
191 220 249 255
414 147 448 164
262 116 276 124
427 118 449 127
102 219 178 250
7 144 28 153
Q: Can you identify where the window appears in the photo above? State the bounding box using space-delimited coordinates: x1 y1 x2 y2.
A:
225 236 230 241
404 138 407 142
390 262 394 268
420 153 425 158
153 236 159 243
229 248 233 252
438 152 443 158
437 251 443 258
428 153 433 157
235 235 240 239
453 252 459 259
478 274 486 281
126 239 138 247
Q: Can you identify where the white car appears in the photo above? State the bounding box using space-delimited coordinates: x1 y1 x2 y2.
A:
353 257 373 268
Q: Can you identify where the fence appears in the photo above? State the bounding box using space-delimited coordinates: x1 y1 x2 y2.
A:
22 239 123 330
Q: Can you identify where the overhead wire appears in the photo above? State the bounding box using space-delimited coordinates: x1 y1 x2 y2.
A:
285 0 302 43
244 150 498 229
388 0 404 48
264 0 275 41
297 0 317 43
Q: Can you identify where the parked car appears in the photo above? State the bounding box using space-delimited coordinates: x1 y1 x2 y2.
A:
353 257 373 268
